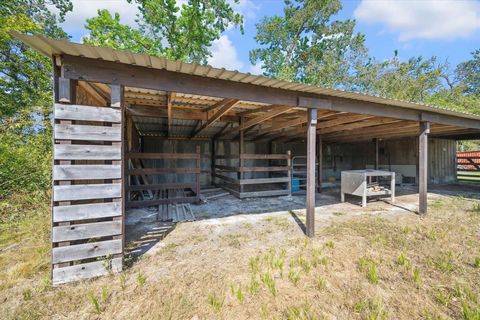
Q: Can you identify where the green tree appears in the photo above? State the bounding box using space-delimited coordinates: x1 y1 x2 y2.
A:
0 0 72 197
85 0 244 64
455 49 480 96
356 54 446 103
249 0 367 87
83 10 161 56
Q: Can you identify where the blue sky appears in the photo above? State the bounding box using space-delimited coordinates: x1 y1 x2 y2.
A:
57 0 480 74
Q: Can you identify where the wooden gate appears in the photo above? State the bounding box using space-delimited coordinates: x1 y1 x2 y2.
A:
457 151 480 182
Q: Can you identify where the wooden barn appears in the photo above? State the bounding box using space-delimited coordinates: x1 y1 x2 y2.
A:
12 32 480 285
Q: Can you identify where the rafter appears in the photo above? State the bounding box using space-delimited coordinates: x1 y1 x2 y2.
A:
220 105 294 137
317 118 402 135
316 114 374 131
248 109 337 139
167 92 175 138
191 99 240 137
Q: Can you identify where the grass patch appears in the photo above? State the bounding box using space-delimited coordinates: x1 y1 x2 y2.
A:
359 257 379 284
0 191 50 290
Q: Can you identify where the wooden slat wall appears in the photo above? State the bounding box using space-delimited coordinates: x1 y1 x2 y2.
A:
52 79 124 285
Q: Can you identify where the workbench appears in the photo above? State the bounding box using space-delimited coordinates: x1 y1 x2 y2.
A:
340 170 395 207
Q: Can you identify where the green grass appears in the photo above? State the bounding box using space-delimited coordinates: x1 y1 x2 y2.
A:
457 170 480 183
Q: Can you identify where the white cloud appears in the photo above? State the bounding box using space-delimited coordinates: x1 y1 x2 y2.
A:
354 0 480 41
248 63 263 75
208 35 244 70
50 0 140 39
232 0 260 20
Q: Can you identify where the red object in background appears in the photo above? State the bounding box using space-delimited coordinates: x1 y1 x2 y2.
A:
457 151 480 170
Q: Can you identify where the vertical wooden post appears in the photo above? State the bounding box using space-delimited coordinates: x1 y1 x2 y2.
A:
419 121 430 215
306 108 317 237
196 145 201 200
239 117 245 194
374 138 379 170
287 150 292 196
55 77 76 269
211 139 216 186
110 84 125 257
317 135 322 193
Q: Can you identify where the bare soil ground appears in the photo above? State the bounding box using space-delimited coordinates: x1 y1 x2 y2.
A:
1 187 480 319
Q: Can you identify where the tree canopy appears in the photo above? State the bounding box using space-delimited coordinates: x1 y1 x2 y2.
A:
84 0 244 64
250 0 367 88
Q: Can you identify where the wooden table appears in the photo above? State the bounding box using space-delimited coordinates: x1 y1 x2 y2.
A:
341 170 395 207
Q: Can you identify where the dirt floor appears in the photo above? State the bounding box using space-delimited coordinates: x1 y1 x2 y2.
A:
1 185 480 319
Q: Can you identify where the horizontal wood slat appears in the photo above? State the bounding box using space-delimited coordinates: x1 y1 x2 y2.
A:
53 201 122 222
126 197 198 208
52 257 122 285
126 152 200 159
128 168 200 175
54 144 121 160
126 182 195 191
52 220 122 242
53 165 121 180
53 183 121 201
239 177 290 185
54 104 121 123
215 165 290 172
240 153 290 160
239 189 290 199
52 239 122 264
55 124 121 141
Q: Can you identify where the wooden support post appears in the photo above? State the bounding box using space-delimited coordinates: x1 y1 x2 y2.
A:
306 108 317 237
374 138 379 170
239 117 244 193
211 139 216 186
55 77 76 269
419 121 430 215
110 84 125 260
196 145 201 200
317 135 322 193
287 150 292 196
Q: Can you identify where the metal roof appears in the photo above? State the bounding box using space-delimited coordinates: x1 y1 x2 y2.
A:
11 31 480 122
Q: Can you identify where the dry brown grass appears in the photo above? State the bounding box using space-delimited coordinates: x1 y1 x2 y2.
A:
1 194 480 319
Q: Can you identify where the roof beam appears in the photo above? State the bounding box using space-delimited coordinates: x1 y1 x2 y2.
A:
316 114 374 130
61 55 480 130
191 99 239 137
317 118 402 135
204 98 236 112
220 105 294 137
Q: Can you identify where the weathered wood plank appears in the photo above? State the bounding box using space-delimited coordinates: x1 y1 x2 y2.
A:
419 121 430 215
54 144 121 160
54 104 121 122
55 124 121 141
52 220 122 242
239 177 290 185
240 153 290 160
128 168 200 174
53 183 121 201
53 165 121 180
306 108 317 237
126 183 195 191
126 197 198 208
52 239 122 264
53 202 122 222
52 257 122 285
126 152 199 160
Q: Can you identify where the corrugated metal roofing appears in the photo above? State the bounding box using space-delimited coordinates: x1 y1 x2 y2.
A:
11 31 480 122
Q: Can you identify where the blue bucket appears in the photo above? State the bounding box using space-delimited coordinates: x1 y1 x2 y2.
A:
292 177 300 192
